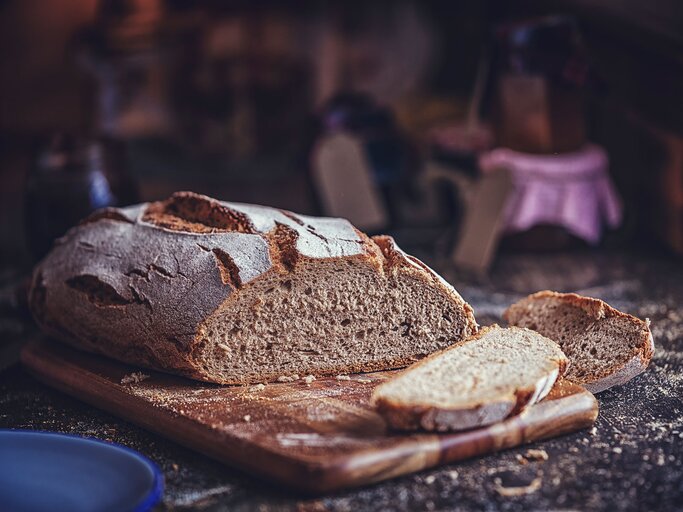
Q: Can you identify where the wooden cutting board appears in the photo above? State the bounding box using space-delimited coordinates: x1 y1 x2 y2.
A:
21 339 598 494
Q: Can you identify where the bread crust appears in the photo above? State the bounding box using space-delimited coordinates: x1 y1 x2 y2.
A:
29 191 478 384
372 326 568 432
503 291 654 393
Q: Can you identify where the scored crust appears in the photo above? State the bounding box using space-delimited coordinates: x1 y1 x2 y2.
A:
29 191 478 384
372 325 568 432
503 291 654 393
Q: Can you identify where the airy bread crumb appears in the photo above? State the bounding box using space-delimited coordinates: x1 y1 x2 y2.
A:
494 475 542 497
277 374 300 383
525 449 549 461
120 372 150 385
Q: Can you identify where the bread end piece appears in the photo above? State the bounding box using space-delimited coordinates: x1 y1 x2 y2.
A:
504 291 654 393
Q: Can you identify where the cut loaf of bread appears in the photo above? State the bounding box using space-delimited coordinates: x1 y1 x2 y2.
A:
29 191 478 384
372 325 568 432
504 291 654 393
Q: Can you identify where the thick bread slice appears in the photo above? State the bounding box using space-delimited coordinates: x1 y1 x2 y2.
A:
29 191 478 384
372 325 568 432
503 291 654 393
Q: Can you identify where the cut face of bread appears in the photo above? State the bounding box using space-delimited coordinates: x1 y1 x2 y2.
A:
194 238 478 384
30 192 478 384
504 291 654 393
372 326 568 432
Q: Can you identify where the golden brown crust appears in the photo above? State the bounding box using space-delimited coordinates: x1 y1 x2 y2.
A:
504 290 625 323
142 191 258 234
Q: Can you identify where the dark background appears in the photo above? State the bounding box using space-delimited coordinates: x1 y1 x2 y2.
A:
1 0 682 266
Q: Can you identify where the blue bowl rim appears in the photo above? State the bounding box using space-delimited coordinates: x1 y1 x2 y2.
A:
0 428 164 512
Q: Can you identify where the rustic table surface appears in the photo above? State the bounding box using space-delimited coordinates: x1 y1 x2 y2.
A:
1 250 682 511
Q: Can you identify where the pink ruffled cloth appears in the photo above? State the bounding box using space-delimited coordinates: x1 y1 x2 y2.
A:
479 144 622 244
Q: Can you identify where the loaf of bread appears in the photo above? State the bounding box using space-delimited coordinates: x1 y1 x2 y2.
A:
29 191 478 384
372 325 568 431
504 291 654 393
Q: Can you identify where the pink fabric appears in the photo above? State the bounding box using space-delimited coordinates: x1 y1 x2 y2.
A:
478 144 622 244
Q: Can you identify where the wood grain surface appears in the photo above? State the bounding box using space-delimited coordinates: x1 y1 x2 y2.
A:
21 339 599 494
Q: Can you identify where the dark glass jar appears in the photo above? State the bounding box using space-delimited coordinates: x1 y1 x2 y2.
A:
317 93 419 228
24 134 138 261
491 16 591 153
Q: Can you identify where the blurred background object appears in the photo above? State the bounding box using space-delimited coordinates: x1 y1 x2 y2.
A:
1 0 682 273
491 15 591 154
25 133 138 260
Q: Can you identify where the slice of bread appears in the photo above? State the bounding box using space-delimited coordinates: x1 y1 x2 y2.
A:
504 291 654 393
371 325 568 432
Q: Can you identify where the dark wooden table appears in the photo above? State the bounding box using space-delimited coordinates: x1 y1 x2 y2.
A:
1 250 682 511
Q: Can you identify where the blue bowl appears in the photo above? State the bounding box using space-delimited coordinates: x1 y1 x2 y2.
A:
0 430 163 512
